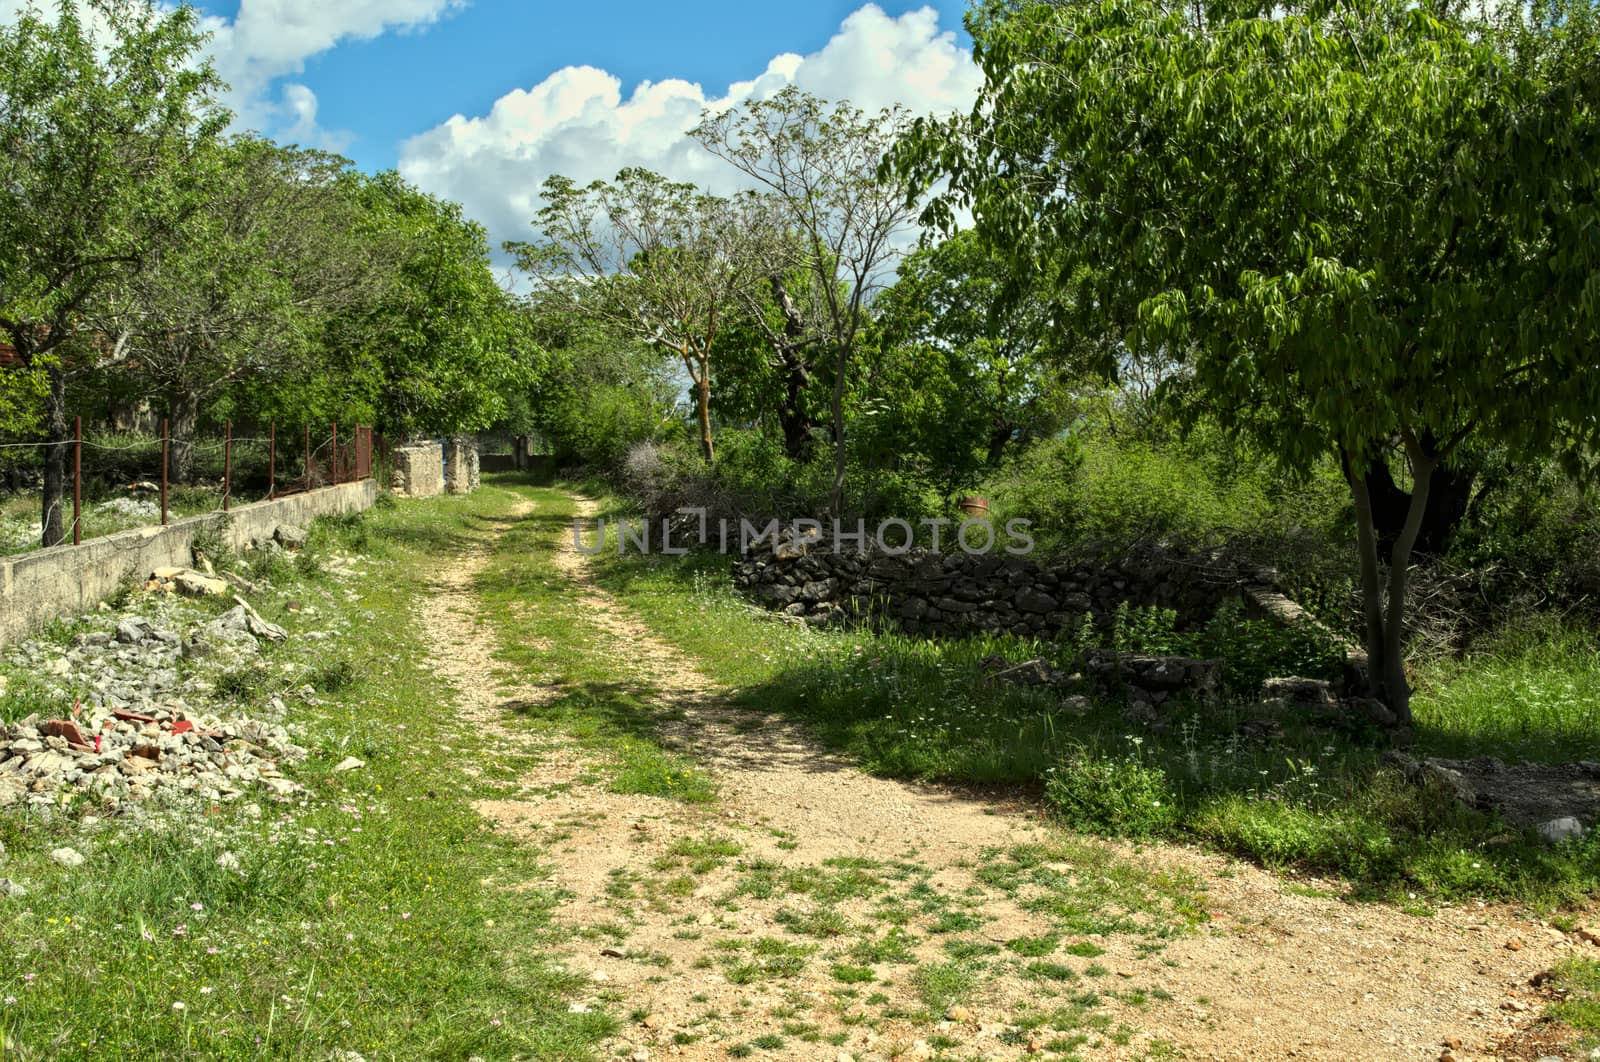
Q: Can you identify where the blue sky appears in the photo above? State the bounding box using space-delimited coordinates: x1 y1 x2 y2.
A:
190 0 973 173
0 1 983 259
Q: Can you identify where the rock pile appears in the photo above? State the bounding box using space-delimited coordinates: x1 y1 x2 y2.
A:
2 567 307 813
0 705 305 810
732 530 1255 638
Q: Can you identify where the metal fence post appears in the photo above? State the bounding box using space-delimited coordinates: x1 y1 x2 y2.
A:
223 420 232 512
72 416 81 546
160 418 169 526
331 423 338 487
268 420 276 500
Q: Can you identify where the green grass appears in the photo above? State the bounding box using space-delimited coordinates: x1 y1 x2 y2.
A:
1547 957 1600 1052
912 960 978 1014
1412 618 1600 762
0 484 617 1058
578 489 1600 907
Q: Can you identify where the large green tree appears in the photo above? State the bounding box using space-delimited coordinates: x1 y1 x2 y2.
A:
873 231 1081 469
122 136 390 481
0 0 225 545
313 172 534 440
895 0 1600 724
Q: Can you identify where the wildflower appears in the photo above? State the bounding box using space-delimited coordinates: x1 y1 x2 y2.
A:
3 997 15 1005
172 1002 186 1011
190 903 203 912
172 924 188 937
200 987 213 995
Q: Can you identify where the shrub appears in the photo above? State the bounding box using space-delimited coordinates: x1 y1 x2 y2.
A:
1044 743 1179 837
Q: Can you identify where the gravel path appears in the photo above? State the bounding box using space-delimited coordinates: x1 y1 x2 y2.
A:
423 490 1595 1062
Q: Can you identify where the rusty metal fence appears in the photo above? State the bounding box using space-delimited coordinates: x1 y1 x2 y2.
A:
0 420 385 553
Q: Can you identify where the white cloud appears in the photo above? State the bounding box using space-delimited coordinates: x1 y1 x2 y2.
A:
0 0 462 149
397 3 980 254
208 0 463 147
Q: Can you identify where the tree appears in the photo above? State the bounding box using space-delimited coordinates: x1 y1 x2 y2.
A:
894 0 1600 724
873 231 1080 469
694 87 919 511
509 168 772 463
0 0 225 545
121 136 390 481
313 172 534 440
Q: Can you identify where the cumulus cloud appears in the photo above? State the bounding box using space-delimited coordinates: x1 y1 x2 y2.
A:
397 3 980 253
0 0 462 149
206 0 462 144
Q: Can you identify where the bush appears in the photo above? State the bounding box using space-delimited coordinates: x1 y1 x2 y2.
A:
1044 742 1180 837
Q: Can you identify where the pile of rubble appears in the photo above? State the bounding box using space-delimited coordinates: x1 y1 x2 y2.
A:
0 543 310 812
0 704 305 810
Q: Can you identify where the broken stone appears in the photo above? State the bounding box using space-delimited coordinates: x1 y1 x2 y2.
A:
332 757 365 773
50 847 86 868
175 571 228 597
1536 816 1587 844
274 524 308 550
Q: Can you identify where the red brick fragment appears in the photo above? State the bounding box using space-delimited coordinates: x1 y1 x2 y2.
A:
170 720 194 736
40 719 92 749
112 709 157 724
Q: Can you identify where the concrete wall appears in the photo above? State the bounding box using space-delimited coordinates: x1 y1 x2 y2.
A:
0 480 376 646
444 436 480 495
390 442 444 498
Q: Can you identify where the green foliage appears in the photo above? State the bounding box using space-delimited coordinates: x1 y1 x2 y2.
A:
310 171 536 438
1044 745 1180 838
896 0 1600 720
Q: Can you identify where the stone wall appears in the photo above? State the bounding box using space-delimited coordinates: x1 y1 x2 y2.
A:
0 480 377 646
732 531 1260 638
390 442 444 498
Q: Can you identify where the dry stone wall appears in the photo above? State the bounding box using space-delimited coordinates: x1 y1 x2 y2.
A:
731 531 1262 638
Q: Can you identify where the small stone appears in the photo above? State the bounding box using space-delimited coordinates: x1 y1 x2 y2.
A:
0 878 26 898
1536 816 1587 844
50 847 86 868
567 1002 591 1014
274 524 308 550
639 1014 661 1030
945 1006 974 1022
1505 939 1523 951
332 757 365 773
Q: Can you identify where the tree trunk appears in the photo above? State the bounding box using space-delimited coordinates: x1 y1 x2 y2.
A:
777 350 814 461
1380 439 1438 727
985 424 1013 467
167 388 200 484
1343 442 1438 728
40 365 69 548
768 277 815 460
693 362 715 464
828 342 849 514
